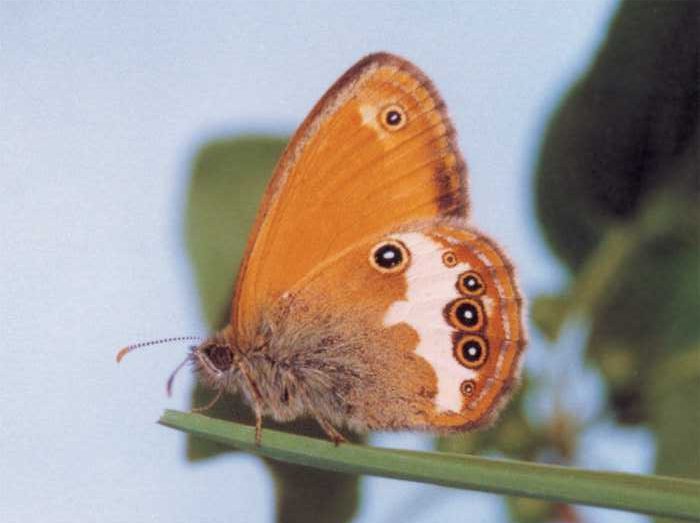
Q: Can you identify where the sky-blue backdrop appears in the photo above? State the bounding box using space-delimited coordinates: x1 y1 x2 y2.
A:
2 2 654 522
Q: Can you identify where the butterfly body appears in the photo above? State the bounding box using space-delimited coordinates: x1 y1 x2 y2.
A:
122 52 526 444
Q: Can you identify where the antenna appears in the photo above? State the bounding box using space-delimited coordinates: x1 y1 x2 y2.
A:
115 336 202 363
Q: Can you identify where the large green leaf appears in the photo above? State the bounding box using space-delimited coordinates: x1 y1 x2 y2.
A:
535 1 698 273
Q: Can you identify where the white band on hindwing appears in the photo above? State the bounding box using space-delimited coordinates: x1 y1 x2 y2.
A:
383 232 476 413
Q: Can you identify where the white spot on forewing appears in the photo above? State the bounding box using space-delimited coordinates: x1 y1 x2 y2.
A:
360 104 388 139
383 232 476 413
360 104 377 125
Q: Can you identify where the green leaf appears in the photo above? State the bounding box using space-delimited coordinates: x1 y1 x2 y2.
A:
534 2 698 273
160 410 700 522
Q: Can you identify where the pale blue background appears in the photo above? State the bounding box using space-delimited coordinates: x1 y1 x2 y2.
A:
2 2 653 522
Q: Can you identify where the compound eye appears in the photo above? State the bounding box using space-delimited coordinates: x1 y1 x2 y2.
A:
203 345 233 372
454 336 488 369
457 271 485 296
379 104 407 131
369 239 410 274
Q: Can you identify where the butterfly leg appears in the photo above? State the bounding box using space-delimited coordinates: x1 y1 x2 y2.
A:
191 388 223 412
235 354 266 446
316 416 347 446
253 401 263 446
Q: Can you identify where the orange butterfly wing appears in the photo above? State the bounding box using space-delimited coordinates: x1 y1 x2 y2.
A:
426 225 525 428
232 53 469 341
271 223 525 431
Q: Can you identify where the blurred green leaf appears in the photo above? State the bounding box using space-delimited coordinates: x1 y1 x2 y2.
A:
186 136 286 329
587 202 699 424
653 348 700 523
535 1 698 273
507 497 557 523
161 410 700 522
530 294 570 342
184 135 363 522
652 349 700 479
534 4 700 523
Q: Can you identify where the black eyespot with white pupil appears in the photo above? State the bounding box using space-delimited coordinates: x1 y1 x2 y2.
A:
375 244 402 268
464 276 480 292
379 105 407 131
445 297 484 331
456 301 479 328
369 239 410 273
463 340 482 362
457 271 485 296
454 335 488 369
386 110 402 126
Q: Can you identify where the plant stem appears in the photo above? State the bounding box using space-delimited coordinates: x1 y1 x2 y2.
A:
160 410 700 521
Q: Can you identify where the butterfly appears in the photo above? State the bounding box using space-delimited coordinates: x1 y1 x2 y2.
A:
118 52 526 445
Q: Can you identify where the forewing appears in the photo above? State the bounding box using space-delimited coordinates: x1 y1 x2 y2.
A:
232 53 469 339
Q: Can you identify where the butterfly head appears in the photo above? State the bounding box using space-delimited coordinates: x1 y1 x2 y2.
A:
193 336 234 376
189 326 242 389
115 333 237 396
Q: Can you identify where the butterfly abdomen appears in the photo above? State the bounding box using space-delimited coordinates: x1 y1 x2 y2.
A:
238 310 369 426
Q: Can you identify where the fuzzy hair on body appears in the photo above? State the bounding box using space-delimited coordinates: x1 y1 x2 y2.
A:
192 289 445 443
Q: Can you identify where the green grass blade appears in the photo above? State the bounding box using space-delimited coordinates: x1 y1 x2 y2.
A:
159 410 700 521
